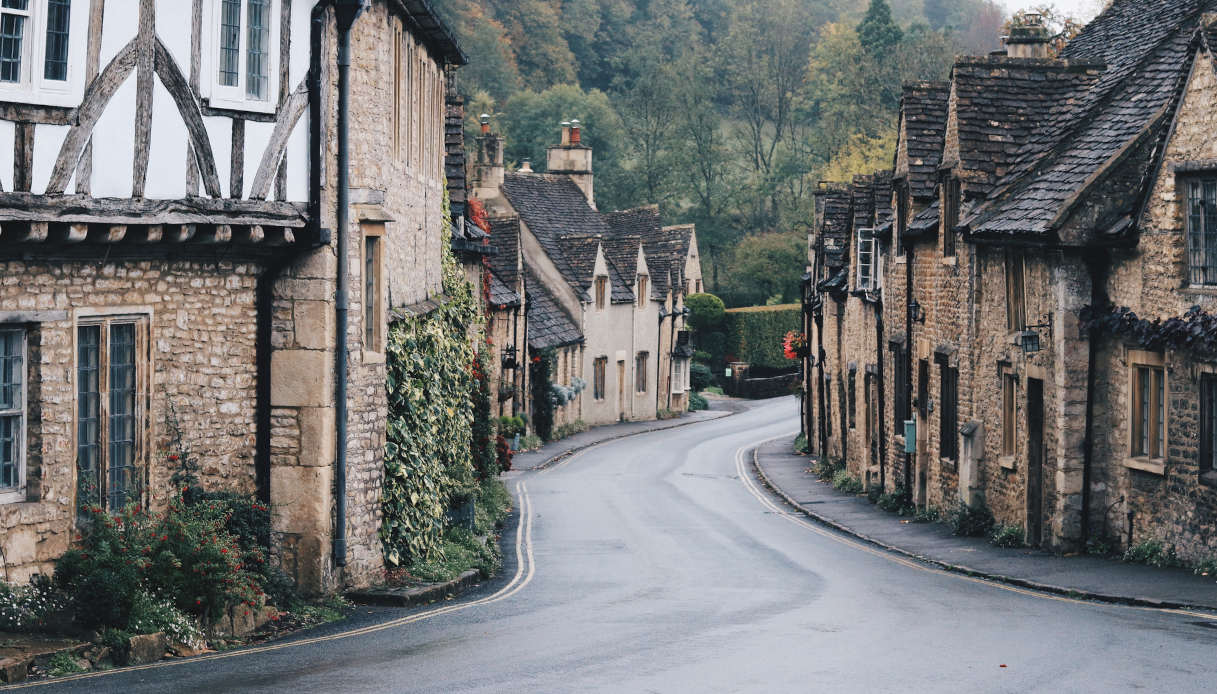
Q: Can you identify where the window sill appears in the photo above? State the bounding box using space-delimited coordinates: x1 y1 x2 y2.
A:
1124 457 1165 475
941 256 958 267
999 455 1017 471
939 457 957 470
204 95 277 117
363 350 386 365
0 489 27 505
893 255 907 265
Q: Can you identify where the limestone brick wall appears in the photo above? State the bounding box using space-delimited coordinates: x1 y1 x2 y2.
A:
839 294 882 489
0 258 261 583
881 235 911 494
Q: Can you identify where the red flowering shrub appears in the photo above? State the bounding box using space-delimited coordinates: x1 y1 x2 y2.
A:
782 330 808 361
495 434 513 472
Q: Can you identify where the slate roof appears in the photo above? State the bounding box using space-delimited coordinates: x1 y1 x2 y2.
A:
525 268 583 350
501 173 611 295
899 82 951 200
487 217 521 290
602 206 676 299
905 200 940 237
488 272 520 308
967 0 1212 239
817 183 852 271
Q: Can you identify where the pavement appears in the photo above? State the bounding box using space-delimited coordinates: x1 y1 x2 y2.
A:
20 396 1217 693
753 437 1217 611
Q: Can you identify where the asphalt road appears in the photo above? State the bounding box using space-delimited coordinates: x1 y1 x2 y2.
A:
18 397 1217 693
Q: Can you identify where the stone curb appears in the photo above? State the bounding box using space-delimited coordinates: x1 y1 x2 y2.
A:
530 407 738 472
345 569 483 608
749 443 1217 613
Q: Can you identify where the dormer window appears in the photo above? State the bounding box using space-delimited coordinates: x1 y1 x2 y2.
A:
856 228 878 293
595 276 607 310
0 0 86 107
636 274 648 307
895 182 909 257
204 0 280 113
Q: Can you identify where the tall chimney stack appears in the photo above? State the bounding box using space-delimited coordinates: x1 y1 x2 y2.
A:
1005 13 1052 59
547 118 595 208
473 114 507 211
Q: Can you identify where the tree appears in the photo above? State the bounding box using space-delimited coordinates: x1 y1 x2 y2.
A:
858 0 903 60
722 233 807 306
685 293 726 332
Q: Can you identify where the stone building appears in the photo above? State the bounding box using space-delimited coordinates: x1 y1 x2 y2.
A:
472 121 700 428
805 1 1217 561
0 0 464 594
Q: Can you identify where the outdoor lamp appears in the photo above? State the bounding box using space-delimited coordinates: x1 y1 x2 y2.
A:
909 298 926 324
1015 314 1053 355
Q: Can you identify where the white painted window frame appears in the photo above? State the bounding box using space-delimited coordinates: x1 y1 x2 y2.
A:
201 0 281 114
856 227 876 293
0 0 88 108
0 328 27 505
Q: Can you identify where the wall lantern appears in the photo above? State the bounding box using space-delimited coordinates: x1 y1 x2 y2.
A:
1015 313 1054 355
909 298 926 324
501 345 518 369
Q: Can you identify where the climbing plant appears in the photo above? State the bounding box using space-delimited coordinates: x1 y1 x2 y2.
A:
1080 304 1217 361
470 348 498 480
529 349 556 442
381 192 482 567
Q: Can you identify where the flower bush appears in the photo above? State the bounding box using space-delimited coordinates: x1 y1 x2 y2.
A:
0 575 64 631
782 330 809 361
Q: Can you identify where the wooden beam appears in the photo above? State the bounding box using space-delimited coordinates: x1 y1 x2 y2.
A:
0 193 308 227
132 0 155 198
166 224 197 242
13 123 33 192
262 226 295 246
123 225 163 243
86 225 127 243
232 225 265 244
230 118 245 199
194 225 232 244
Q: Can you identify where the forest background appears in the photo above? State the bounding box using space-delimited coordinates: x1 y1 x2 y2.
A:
438 0 1088 306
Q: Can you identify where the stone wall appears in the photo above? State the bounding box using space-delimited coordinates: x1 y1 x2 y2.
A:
0 258 262 583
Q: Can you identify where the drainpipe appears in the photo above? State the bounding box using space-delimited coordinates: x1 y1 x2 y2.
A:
332 0 365 570
1081 250 1109 546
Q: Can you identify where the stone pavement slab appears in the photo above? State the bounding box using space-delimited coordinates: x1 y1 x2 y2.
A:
753 438 1217 611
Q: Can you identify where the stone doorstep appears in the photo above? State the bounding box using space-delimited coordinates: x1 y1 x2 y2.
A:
0 633 90 684
345 569 482 608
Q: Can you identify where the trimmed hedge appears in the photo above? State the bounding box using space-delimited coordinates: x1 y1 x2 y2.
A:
724 305 802 369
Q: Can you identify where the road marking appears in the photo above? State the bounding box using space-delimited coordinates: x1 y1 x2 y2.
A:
734 433 1217 624
1 481 537 691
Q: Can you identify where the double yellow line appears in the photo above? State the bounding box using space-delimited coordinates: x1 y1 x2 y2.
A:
2 482 537 691
734 433 1217 623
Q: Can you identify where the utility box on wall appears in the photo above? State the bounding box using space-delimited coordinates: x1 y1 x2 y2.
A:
903 420 916 453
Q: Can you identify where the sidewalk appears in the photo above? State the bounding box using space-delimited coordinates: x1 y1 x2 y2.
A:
753 438 1217 611
510 398 742 472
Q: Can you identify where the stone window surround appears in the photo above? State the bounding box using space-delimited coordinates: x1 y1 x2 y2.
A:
0 312 66 506
1125 348 1166 476
361 221 386 359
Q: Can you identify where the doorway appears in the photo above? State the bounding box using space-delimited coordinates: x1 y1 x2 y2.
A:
1027 378 1045 547
617 360 626 421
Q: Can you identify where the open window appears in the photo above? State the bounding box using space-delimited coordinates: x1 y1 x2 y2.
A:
0 0 88 107
204 0 281 114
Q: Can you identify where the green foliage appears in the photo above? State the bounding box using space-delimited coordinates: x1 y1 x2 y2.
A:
814 456 842 482
529 349 557 442
497 416 526 438
793 432 809 455
945 502 995 538
876 487 910 514
1086 536 1117 557
858 0 903 60
0 575 63 632
405 480 512 583
723 305 803 368
690 363 713 392
1123 540 1182 568
518 434 543 451
382 201 480 567
990 524 1025 549
721 234 806 307
470 350 499 481
127 591 204 647
688 391 709 411
831 469 864 494
685 293 726 332
913 505 941 523
551 420 589 441
1194 558 1217 579
45 651 87 677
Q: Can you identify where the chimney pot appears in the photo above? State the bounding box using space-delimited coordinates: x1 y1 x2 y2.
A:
519 159 533 173
560 121 571 147
480 113 491 134
570 119 582 146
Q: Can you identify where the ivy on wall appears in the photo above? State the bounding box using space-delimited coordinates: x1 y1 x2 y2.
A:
381 194 482 567
1080 304 1217 361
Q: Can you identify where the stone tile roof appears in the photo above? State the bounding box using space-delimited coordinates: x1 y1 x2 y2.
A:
501 173 612 294
900 82 951 200
489 272 520 308
852 175 876 232
487 216 520 290
905 200 940 237
602 205 677 299
525 268 583 350
817 183 852 271
967 0 1210 239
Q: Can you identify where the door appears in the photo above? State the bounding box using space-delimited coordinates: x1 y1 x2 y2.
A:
1027 378 1045 547
617 360 626 421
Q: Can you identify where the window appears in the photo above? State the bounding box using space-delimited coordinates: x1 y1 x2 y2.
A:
1201 375 1217 476
848 367 857 429
0 0 83 106
595 276 608 310
856 228 875 292
77 318 146 515
207 0 279 112
943 175 960 258
696 280 703 293
1186 178 1217 286
593 357 607 400
635 352 648 393
917 359 929 418
0 329 25 500
364 227 384 352
1002 373 1017 457
393 23 404 160
938 355 958 461
1131 361 1165 459
1006 252 1026 331
636 275 648 307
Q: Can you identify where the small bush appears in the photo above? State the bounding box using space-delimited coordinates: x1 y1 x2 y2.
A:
689 391 709 411
703 385 725 396
876 487 908 514
1194 558 1217 579
793 433 809 455
813 457 842 482
686 293 726 332
45 651 87 677
127 591 204 648
831 469 863 494
990 524 1025 548
1123 540 1181 568
945 502 995 537
551 420 588 441
913 505 941 523
692 350 712 364
1086 536 1117 557
0 575 64 632
496 416 525 438
690 363 714 392
518 434 542 451
495 434 513 472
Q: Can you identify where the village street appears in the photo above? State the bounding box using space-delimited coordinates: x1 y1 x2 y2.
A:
24 398 1216 693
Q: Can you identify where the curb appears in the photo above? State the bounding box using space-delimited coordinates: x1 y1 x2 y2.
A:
748 442 1217 613
530 406 739 472
345 569 483 608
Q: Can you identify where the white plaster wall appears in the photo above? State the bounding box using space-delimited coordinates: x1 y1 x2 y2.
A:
155 1 192 69
203 115 234 199
0 121 12 191
30 125 68 196
91 76 138 198
144 81 189 200
243 120 275 199
285 118 309 202
100 0 140 68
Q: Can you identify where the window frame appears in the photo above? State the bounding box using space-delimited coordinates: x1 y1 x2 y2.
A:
847 366 857 430
0 0 87 107
636 274 648 308
203 0 281 114
1201 374 1217 478
1129 352 1166 462
1002 372 1017 457
937 354 958 462
0 328 27 504
635 352 648 393
74 315 149 517
362 223 386 354
894 182 909 258
1185 175 1217 287
593 356 607 400
1005 251 1027 331
891 343 908 431
942 174 960 258
856 228 876 293
594 276 608 310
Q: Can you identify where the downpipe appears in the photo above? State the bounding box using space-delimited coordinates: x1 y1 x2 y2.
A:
1081 250 1109 547
332 0 366 570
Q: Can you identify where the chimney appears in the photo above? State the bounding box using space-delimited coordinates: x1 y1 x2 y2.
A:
519 159 533 173
1004 13 1052 59
473 113 506 204
546 118 595 208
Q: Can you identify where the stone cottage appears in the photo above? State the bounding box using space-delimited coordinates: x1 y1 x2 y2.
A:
806 1 1217 561
472 121 700 428
0 0 465 594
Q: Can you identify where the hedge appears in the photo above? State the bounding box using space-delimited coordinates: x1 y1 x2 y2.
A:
724 304 802 369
